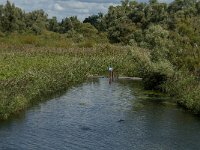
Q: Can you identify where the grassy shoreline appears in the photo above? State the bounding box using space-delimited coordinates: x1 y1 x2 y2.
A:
0 38 199 120
0 44 136 120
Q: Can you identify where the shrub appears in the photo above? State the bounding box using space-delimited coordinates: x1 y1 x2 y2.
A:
163 70 200 113
20 35 38 45
78 40 96 48
131 47 174 90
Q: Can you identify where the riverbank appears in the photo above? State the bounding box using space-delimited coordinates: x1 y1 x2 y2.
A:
0 44 136 120
0 40 199 120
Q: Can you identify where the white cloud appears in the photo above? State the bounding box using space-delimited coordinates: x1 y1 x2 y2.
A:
60 1 88 9
0 0 174 21
54 3 64 11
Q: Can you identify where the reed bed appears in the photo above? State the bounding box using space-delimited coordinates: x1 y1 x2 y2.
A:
0 43 136 120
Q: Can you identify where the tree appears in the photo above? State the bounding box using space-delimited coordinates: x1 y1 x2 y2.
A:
1 1 17 32
77 23 98 38
0 5 3 31
149 0 158 5
144 25 171 61
108 18 136 43
168 0 197 14
145 2 168 24
25 9 48 34
83 13 105 31
48 17 59 32
197 1 200 14
128 3 147 28
59 16 81 34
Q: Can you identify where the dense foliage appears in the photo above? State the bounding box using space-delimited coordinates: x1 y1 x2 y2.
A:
0 0 200 118
0 0 199 76
90 0 200 113
0 41 136 119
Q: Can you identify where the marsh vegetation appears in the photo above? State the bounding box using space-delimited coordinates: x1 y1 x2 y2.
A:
0 0 200 119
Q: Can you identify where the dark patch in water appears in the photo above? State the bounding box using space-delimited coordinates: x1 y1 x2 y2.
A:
80 126 91 131
117 119 125 122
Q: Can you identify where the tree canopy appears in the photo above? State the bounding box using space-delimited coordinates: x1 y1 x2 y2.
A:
0 0 199 76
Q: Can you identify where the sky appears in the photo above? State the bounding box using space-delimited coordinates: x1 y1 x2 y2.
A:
0 0 173 21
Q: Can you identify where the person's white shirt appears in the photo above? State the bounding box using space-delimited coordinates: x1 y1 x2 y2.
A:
109 67 113 71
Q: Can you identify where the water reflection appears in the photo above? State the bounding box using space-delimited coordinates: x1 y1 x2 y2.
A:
0 78 200 150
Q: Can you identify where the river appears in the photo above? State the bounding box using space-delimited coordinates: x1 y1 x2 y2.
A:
0 78 200 150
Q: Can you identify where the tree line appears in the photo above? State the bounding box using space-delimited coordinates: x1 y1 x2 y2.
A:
1 0 200 77
0 0 200 77
0 1 95 35
84 0 200 77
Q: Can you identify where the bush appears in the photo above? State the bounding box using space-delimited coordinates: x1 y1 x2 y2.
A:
131 47 174 90
163 70 200 113
0 31 5 37
78 40 96 48
20 35 38 45
143 60 174 90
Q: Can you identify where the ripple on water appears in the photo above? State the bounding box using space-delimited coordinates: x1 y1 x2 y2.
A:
0 78 200 150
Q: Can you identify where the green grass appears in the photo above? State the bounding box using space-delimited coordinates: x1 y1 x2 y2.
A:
1 33 199 120
0 40 136 120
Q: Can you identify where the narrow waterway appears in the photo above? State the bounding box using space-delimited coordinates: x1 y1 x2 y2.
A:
0 78 200 150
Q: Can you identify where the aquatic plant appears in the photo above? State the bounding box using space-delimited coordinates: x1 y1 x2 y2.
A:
0 42 135 120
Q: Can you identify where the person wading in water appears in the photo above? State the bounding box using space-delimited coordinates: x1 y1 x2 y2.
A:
108 66 114 84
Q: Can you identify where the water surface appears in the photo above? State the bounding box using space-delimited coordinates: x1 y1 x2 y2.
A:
0 78 200 150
